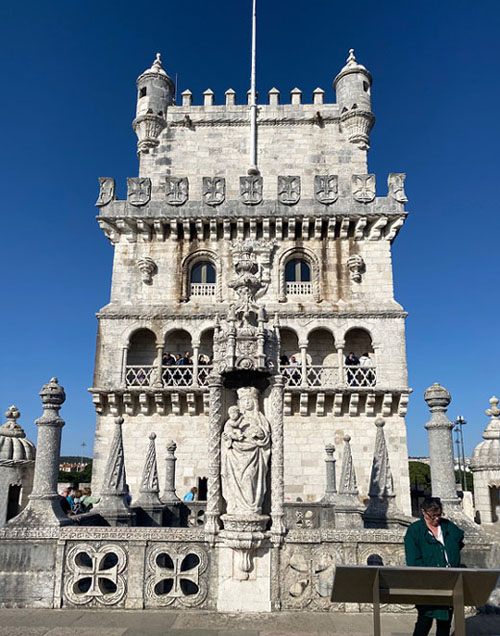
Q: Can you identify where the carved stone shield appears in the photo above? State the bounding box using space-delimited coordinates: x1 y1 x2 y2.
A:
352 174 376 203
240 175 263 205
165 177 188 206
388 173 408 203
314 175 338 204
203 177 225 206
127 177 151 206
95 177 115 207
278 176 300 205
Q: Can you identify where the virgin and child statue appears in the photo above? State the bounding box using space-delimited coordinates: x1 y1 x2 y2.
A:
221 386 271 516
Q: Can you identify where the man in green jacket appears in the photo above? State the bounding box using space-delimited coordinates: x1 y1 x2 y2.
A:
404 497 464 636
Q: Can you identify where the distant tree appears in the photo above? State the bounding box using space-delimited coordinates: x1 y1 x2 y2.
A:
409 461 431 490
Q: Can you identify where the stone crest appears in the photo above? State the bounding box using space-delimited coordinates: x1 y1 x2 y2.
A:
127 177 151 206
352 174 376 203
314 175 338 204
165 177 188 206
388 173 408 203
278 176 301 205
95 177 115 207
347 254 365 283
240 175 263 205
203 177 225 206
137 257 157 284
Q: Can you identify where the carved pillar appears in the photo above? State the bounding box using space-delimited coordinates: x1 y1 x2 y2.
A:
299 341 308 388
337 341 345 386
10 378 69 526
121 345 129 388
192 342 200 387
270 375 286 542
161 440 180 504
323 443 337 503
205 374 223 542
424 383 460 508
154 344 163 388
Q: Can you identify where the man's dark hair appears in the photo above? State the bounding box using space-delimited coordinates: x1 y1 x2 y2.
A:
421 496 443 514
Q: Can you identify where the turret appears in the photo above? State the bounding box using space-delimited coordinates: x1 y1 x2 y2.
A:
334 49 375 151
132 53 175 154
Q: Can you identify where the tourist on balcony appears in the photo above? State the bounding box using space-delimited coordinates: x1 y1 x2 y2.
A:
162 352 175 366
183 486 198 502
289 355 301 385
345 352 359 386
359 352 374 386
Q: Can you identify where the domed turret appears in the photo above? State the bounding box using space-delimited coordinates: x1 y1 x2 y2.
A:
0 405 36 461
132 53 175 154
334 49 375 151
471 396 500 470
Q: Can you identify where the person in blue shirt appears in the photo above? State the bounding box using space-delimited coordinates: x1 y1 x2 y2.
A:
183 487 197 502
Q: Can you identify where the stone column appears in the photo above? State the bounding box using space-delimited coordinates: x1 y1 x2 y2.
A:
192 342 200 387
337 341 345 385
161 440 180 504
205 374 223 543
10 378 69 526
299 341 308 388
121 345 129 388
269 375 286 542
424 383 461 508
153 344 163 388
323 443 337 503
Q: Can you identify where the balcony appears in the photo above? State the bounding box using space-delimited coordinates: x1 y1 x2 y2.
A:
125 365 214 388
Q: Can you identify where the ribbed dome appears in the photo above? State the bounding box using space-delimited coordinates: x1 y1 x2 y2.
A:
0 405 36 461
471 396 500 469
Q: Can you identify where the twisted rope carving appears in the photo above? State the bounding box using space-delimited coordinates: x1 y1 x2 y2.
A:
205 377 223 539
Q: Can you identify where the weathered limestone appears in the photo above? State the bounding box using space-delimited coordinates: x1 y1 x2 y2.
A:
9 378 70 526
0 406 36 526
334 434 364 528
160 439 180 504
321 443 337 504
133 432 163 525
471 396 500 524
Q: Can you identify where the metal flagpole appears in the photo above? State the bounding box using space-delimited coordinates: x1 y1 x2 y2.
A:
248 0 258 175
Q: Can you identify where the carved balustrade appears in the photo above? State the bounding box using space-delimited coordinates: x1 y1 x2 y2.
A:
189 283 216 297
344 365 377 388
279 364 377 389
125 365 214 388
125 365 155 387
285 281 312 295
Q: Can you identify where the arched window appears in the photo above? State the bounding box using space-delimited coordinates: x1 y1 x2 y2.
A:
126 329 157 387
190 262 216 296
285 259 312 295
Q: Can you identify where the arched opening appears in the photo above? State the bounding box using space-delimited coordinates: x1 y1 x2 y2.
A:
285 258 312 296
279 328 301 387
307 328 337 387
344 328 375 387
6 484 21 521
126 329 157 387
190 261 216 297
163 329 193 387
490 486 500 523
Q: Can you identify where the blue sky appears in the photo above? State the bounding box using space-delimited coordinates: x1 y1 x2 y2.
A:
1 1 499 457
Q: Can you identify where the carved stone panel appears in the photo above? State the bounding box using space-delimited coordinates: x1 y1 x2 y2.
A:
352 174 376 203
278 176 301 205
63 542 128 607
240 175 263 205
165 177 189 206
203 177 225 206
127 177 151 206
314 175 338 204
388 173 408 203
144 543 209 608
96 178 115 207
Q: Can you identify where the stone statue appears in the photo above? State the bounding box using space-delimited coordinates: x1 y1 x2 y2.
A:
221 387 271 516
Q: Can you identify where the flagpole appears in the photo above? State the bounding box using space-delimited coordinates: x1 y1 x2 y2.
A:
248 0 258 175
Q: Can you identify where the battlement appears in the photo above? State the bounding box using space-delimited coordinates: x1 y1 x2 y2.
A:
178 86 331 108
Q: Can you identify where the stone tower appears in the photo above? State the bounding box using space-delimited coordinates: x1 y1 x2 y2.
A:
91 50 411 516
